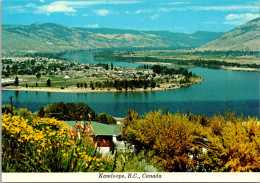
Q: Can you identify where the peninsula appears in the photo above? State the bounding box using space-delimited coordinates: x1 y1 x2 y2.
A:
1 55 203 93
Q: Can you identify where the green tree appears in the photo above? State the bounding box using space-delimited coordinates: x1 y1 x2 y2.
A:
36 72 41 78
84 82 87 89
96 113 107 124
37 106 45 117
106 115 117 124
90 81 95 90
151 78 156 89
14 76 19 86
41 102 96 121
96 113 116 124
47 78 51 87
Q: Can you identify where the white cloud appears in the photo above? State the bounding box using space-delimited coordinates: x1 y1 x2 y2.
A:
5 6 28 13
28 1 140 15
125 10 130 14
175 27 186 31
135 9 153 14
94 9 111 16
135 4 258 15
192 5 258 12
158 7 183 12
65 12 76 16
26 3 36 8
107 1 140 5
39 1 140 8
202 21 218 25
83 14 89 16
224 13 259 25
37 4 77 14
168 2 190 5
87 24 99 28
150 14 159 20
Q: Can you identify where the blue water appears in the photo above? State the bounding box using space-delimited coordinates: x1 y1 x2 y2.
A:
2 51 259 118
61 51 142 68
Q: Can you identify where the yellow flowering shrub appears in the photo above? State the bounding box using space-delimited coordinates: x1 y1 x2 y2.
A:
201 116 260 172
2 114 113 172
122 110 260 172
123 110 202 171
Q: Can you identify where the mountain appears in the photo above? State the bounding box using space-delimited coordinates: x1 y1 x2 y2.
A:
201 17 260 51
2 23 224 53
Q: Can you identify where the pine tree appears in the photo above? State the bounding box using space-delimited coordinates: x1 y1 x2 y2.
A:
14 76 19 86
47 78 51 87
84 82 87 89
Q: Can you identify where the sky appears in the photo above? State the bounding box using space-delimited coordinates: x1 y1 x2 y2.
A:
2 0 259 33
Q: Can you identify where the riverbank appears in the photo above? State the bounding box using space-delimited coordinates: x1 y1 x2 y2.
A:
137 62 260 72
2 78 203 93
220 66 260 72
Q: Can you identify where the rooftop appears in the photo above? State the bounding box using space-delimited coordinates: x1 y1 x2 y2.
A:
64 121 122 136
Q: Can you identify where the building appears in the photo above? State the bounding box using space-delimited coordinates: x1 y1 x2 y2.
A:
64 121 123 154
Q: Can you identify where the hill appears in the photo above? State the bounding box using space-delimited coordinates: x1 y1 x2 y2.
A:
201 17 260 51
2 23 224 53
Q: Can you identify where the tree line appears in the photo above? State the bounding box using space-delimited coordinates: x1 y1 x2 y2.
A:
77 79 159 90
2 102 116 125
93 53 260 69
36 102 116 125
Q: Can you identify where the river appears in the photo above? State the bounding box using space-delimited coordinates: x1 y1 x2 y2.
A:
2 51 259 117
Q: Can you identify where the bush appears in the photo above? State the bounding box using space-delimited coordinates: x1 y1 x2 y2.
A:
17 108 31 118
122 109 260 172
96 113 116 125
114 151 158 172
41 102 96 121
37 102 116 124
2 105 16 115
106 115 117 124
200 115 260 172
122 109 202 171
37 106 45 117
1 114 114 172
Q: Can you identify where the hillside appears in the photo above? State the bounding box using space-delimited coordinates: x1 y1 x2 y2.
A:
2 23 224 53
201 17 260 51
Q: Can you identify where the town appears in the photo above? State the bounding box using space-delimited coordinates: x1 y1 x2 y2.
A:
2 55 202 91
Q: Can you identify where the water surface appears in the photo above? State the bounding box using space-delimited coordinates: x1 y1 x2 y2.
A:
2 52 259 117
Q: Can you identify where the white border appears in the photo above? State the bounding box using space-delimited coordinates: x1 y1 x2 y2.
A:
2 172 260 182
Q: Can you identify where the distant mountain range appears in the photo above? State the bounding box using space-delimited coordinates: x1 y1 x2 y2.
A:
201 17 260 51
2 18 259 53
2 23 224 53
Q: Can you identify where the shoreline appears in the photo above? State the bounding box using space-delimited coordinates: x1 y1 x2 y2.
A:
2 80 202 94
220 66 259 72
137 62 260 72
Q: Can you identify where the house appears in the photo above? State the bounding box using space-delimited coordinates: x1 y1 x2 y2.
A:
64 121 123 154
